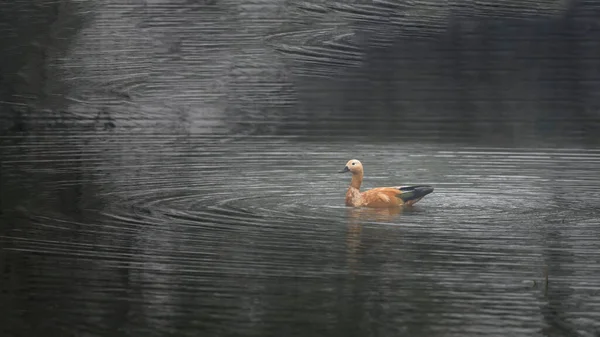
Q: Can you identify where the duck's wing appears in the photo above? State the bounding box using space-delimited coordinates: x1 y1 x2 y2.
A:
362 186 434 207
361 187 405 207
393 185 434 203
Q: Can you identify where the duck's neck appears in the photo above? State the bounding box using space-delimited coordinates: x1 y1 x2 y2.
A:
350 172 363 190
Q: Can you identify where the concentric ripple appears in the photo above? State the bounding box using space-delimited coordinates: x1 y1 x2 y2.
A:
44 137 592 248
4 133 599 230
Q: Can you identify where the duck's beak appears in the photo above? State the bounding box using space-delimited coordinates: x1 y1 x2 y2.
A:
339 166 350 173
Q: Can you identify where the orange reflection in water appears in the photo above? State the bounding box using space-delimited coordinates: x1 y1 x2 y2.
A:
345 206 404 273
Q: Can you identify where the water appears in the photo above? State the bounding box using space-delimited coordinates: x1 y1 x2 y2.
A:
2 132 600 336
2 1 600 336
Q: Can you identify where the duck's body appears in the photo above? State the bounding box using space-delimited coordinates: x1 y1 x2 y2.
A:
344 185 433 207
341 159 433 208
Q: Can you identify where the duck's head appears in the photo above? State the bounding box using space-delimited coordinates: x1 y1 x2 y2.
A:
339 159 363 174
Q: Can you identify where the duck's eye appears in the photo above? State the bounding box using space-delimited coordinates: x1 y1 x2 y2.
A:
352 162 356 166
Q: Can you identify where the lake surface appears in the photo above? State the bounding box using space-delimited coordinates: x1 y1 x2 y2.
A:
2 132 600 336
1 1 600 336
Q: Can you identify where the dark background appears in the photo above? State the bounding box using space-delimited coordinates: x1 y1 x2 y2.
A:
0 0 599 143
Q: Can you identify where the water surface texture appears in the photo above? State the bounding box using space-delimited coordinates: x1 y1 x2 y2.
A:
1 1 600 337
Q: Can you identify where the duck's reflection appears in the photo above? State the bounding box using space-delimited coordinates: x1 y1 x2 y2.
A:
345 207 404 273
347 206 404 223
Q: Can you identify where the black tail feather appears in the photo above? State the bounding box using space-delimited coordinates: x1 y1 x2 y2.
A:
398 185 434 202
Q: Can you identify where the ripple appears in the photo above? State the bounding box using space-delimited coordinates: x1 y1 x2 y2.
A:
56 139 596 242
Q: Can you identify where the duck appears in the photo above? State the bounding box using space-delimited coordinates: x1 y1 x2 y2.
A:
340 159 433 208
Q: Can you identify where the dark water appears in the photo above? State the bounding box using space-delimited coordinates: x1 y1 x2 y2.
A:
2 1 600 337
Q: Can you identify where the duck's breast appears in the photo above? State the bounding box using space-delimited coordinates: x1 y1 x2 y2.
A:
345 187 363 207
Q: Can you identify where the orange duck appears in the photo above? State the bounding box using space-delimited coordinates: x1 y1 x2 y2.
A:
340 159 433 208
